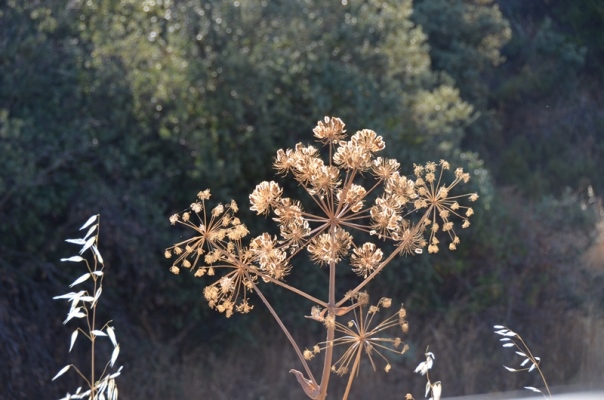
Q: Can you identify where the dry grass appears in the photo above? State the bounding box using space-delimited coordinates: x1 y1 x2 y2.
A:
116 306 604 400
577 305 604 388
52 215 122 400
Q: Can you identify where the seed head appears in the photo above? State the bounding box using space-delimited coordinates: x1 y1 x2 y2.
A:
413 161 476 252
307 228 353 266
250 181 283 215
313 116 347 144
312 295 409 383
350 242 383 278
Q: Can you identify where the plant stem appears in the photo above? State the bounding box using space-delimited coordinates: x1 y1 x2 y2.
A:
90 224 101 399
317 270 335 400
252 269 328 307
516 336 552 398
90 273 97 398
248 273 317 387
317 225 338 400
342 348 362 400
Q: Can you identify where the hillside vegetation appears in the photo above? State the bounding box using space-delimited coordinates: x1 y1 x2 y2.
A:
1 0 603 398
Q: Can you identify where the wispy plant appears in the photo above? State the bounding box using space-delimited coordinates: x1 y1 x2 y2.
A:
412 348 442 400
53 215 122 400
166 117 477 399
494 325 552 399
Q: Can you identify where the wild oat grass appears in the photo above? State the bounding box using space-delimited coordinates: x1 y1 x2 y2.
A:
494 325 552 399
52 215 122 400
403 347 442 400
165 117 477 399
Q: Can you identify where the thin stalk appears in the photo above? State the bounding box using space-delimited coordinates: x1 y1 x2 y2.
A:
72 365 92 387
336 210 430 307
90 226 101 399
248 273 317 386
90 276 97 399
252 269 328 308
317 269 335 400
342 348 362 400
516 336 552 398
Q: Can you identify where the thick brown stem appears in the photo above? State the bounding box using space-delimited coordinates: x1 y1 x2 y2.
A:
317 225 338 400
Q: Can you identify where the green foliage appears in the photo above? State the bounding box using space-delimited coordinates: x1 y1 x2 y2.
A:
556 0 604 73
413 0 512 105
412 0 512 197
71 0 475 175
497 17 586 103
0 3 477 392
1 0 602 398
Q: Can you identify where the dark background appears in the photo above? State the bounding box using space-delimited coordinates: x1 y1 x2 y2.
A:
1 0 603 398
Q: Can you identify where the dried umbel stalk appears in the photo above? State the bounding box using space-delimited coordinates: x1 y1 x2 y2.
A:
312 294 410 399
166 117 477 399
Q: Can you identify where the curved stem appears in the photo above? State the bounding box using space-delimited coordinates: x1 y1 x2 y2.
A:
248 273 317 386
516 336 552 398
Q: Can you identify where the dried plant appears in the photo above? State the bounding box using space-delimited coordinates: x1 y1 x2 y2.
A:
411 348 442 400
494 325 552 399
166 117 477 399
53 215 122 400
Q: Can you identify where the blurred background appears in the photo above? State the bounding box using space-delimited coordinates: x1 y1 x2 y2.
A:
1 0 603 398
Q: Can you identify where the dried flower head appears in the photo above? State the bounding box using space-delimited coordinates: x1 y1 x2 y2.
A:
337 184 367 213
250 181 283 215
312 294 409 392
273 198 311 249
250 233 291 281
307 228 353 266
198 240 257 317
351 129 385 153
252 118 477 280
165 190 244 271
369 195 404 239
371 157 400 180
165 191 258 316
412 161 476 253
350 242 383 278
313 116 347 144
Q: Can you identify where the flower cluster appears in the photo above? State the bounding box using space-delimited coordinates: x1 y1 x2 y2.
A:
412 160 478 253
165 190 256 317
310 293 409 393
168 116 477 312
165 116 479 400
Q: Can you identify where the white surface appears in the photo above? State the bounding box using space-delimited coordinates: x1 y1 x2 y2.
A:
443 391 604 400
